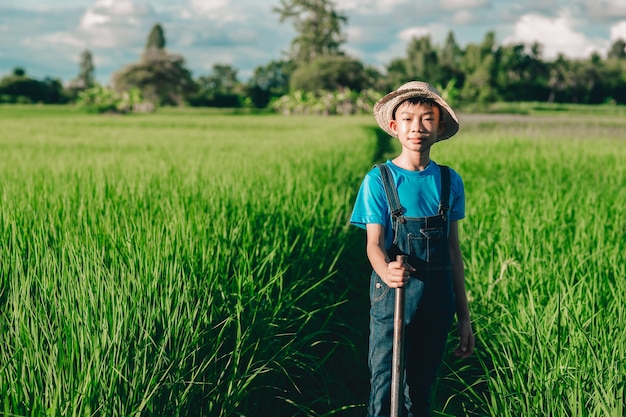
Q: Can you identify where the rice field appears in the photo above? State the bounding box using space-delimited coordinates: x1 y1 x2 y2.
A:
0 104 624 416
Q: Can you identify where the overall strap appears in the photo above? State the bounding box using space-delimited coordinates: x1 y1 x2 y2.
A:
438 165 451 221
375 163 405 223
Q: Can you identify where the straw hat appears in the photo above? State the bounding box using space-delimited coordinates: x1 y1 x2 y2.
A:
373 81 459 141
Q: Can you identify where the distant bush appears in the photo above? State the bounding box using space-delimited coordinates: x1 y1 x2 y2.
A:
271 88 381 115
0 70 67 104
76 86 154 114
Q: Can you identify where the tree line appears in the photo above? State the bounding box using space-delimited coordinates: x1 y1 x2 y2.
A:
1 0 626 112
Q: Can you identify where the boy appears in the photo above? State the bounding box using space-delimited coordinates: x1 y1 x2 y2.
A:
350 81 474 417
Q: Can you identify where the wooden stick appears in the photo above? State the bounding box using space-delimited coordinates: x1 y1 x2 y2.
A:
390 254 407 417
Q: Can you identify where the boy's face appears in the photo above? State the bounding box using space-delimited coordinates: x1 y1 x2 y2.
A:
389 101 445 152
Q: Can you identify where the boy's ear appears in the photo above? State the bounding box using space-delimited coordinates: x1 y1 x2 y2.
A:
389 119 398 135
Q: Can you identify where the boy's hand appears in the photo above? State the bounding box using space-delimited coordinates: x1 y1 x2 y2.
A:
453 318 475 358
384 255 415 288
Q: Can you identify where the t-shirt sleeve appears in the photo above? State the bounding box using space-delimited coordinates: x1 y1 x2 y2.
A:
350 169 389 230
449 169 465 221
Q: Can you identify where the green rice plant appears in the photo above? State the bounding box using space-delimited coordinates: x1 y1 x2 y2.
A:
433 113 626 417
0 106 376 416
1 105 625 417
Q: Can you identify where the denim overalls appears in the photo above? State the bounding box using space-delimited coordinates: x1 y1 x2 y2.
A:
368 163 456 417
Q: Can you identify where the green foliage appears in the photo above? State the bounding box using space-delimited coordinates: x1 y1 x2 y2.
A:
113 49 195 106
189 64 244 107
246 60 294 108
75 85 151 114
289 54 368 92
435 78 460 108
113 24 195 106
0 69 67 104
383 33 626 107
271 88 380 115
495 43 549 101
608 38 626 59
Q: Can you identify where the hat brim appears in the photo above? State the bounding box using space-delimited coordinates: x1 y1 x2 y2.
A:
373 83 459 141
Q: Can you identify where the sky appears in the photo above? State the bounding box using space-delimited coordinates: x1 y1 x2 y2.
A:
1 0 626 85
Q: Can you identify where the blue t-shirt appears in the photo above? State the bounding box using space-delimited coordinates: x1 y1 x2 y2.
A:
350 160 465 249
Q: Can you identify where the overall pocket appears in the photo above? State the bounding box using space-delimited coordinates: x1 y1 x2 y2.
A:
369 271 395 322
408 226 445 264
370 271 390 304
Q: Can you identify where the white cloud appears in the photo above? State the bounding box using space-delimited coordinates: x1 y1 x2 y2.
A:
81 0 153 27
184 0 244 23
396 23 449 45
98 0 145 15
333 0 410 14
75 0 156 48
27 32 85 49
505 13 603 59
345 26 365 43
333 0 367 10
79 0 153 29
398 27 430 42
585 0 626 19
372 49 399 68
188 0 229 14
451 10 475 25
611 20 626 41
442 0 489 10
80 9 111 28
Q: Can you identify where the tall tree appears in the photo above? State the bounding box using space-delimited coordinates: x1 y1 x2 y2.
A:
437 31 464 87
78 49 95 88
113 23 195 106
146 23 166 50
577 53 603 103
274 0 347 65
66 49 96 100
460 31 499 104
274 0 375 93
547 54 574 102
404 35 439 84
439 31 462 70
496 43 534 100
601 56 626 103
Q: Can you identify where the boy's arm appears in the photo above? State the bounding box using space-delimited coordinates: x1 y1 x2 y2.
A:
448 220 475 358
365 223 413 288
